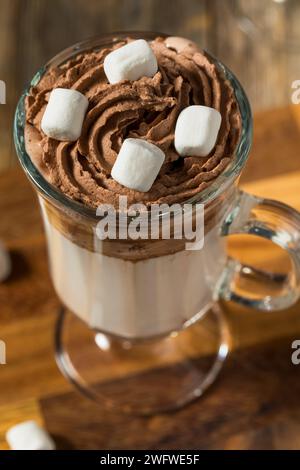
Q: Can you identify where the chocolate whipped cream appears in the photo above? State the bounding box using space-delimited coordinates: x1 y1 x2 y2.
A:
25 36 242 209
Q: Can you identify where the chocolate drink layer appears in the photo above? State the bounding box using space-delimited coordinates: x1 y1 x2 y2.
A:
25 36 241 210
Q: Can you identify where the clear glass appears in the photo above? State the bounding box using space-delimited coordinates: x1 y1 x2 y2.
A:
14 32 300 414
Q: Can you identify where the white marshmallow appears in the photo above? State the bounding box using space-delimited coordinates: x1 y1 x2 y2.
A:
0 242 11 282
111 138 165 192
165 36 199 54
41 88 89 141
6 421 56 450
104 39 158 84
175 105 222 157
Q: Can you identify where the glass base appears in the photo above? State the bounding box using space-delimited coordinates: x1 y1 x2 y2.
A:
55 303 231 415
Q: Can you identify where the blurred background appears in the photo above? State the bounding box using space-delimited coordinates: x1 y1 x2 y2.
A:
0 0 300 171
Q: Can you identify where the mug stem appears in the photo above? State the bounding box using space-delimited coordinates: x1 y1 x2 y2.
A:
217 190 300 310
54 304 230 415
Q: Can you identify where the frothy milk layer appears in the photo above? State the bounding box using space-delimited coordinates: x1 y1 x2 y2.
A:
40 199 226 338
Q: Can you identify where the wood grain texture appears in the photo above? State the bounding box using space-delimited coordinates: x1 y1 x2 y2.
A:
1 0 300 170
0 106 300 449
39 337 300 450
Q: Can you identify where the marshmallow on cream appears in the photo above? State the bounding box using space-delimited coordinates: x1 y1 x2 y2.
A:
111 138 165 192
175 105 222 157
104 39 158 84
165 36 199 55
41 88 89 141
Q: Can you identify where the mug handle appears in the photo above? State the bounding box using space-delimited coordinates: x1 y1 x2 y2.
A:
217 190 300 310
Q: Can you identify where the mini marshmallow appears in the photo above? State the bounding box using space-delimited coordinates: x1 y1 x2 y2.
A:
6 421 56 450
41 88 89 141
175 105 221 157
165 36 199 54
111 138 165 192
104 39 158 84
0 242 11 282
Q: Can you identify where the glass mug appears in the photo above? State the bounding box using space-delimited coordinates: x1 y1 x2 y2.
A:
14 32 300 414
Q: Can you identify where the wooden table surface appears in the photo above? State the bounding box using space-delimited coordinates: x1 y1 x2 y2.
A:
0 105 300 450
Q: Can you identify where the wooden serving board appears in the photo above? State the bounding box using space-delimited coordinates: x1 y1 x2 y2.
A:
0 106 300 450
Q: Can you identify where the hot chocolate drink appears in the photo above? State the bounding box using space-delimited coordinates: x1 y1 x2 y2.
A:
24 35 241 338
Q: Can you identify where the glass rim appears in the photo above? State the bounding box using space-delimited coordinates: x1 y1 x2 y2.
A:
14 31 253 220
